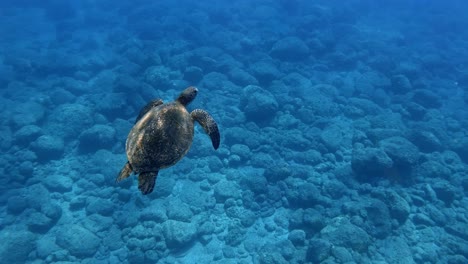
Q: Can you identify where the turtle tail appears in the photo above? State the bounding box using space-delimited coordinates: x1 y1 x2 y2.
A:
116 162 133 182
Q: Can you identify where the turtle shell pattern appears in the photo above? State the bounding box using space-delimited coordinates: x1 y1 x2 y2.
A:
126 101 194 173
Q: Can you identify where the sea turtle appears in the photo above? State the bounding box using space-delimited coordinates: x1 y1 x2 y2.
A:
116 86 220 195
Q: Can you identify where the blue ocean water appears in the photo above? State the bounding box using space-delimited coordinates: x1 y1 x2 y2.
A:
1 0 467 263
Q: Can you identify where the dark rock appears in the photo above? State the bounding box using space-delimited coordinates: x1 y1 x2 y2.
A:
378 236 413 263
56 225 100 257
425 205 447 226
352 146 393 177
241 85 278 123
113 211 139 228
249 61 281 85
140 205 167 223
349 97 382 115
42 203 62 223
214 179 240 203
432 181 457 205
86 173 105 186
27 211 55 233
16 149 37 162
230 144 251 161
362 199 392 239
410 130 442 153
178 183 214 211
31 135 64 160
266 184 282 203
285 181 323 207
113 75 141 93
412 89 442 108
11 102 45 127
198 221 215 236
250 151 275 168
413 213 435 226
323 180 347 199
303 209 325 233
86 197 115 216
385 190 410 224
26 184 51 210
331 246 353 263
281 72 311 92
390 74 412 94
450 137 468 163
222 246 236 258
166 199 193 222
367 128 403 142
258 250 288 264
43 175 73 193
441 150 462 166
144 65 178 88
264 163 293 182
225 206 256 227
183 66 203 84
240 173 267 194
35 234 61 259
0 229 36 263
320 124 344 152
84 214 113 233
379 136 420 170
163 220 197 249
288 229 306 246
404 102 426 120
319 217 370 252
18 161 34 177
413 160 451 180
79 124 116 152
445 222 468 241
128 249 145 264
200 72 228 90
447 255 468 264
307 239 332 263
153 174 176 197
354 71 391 94
0 126 12 150
90 92 128 121
291 149 322 165
7 195 27 214
70 197 86 211
225 222 247 246
14 125 42 145
270 37 310 61
278 239 296 260
59 77 89 95
228 68 258 86
50 89 76 105
277 113 300 129
47 103 93 139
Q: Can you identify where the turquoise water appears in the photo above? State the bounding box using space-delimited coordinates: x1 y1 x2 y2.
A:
0 1 467 263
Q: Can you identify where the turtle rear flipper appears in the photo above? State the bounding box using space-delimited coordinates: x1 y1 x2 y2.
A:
135 99 164 123
191 109 220 150
116 162 133 182
138 171 159 195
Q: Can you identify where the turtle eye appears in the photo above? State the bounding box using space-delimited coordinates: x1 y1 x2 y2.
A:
189 86 198 95
187 86 198 99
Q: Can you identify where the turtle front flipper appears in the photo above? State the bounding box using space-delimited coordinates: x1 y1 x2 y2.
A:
138 171 159 195
116 162 133 182
135 99 164 123
191 109 220 150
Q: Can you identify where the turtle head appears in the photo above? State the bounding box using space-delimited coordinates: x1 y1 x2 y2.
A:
177 86 198 106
